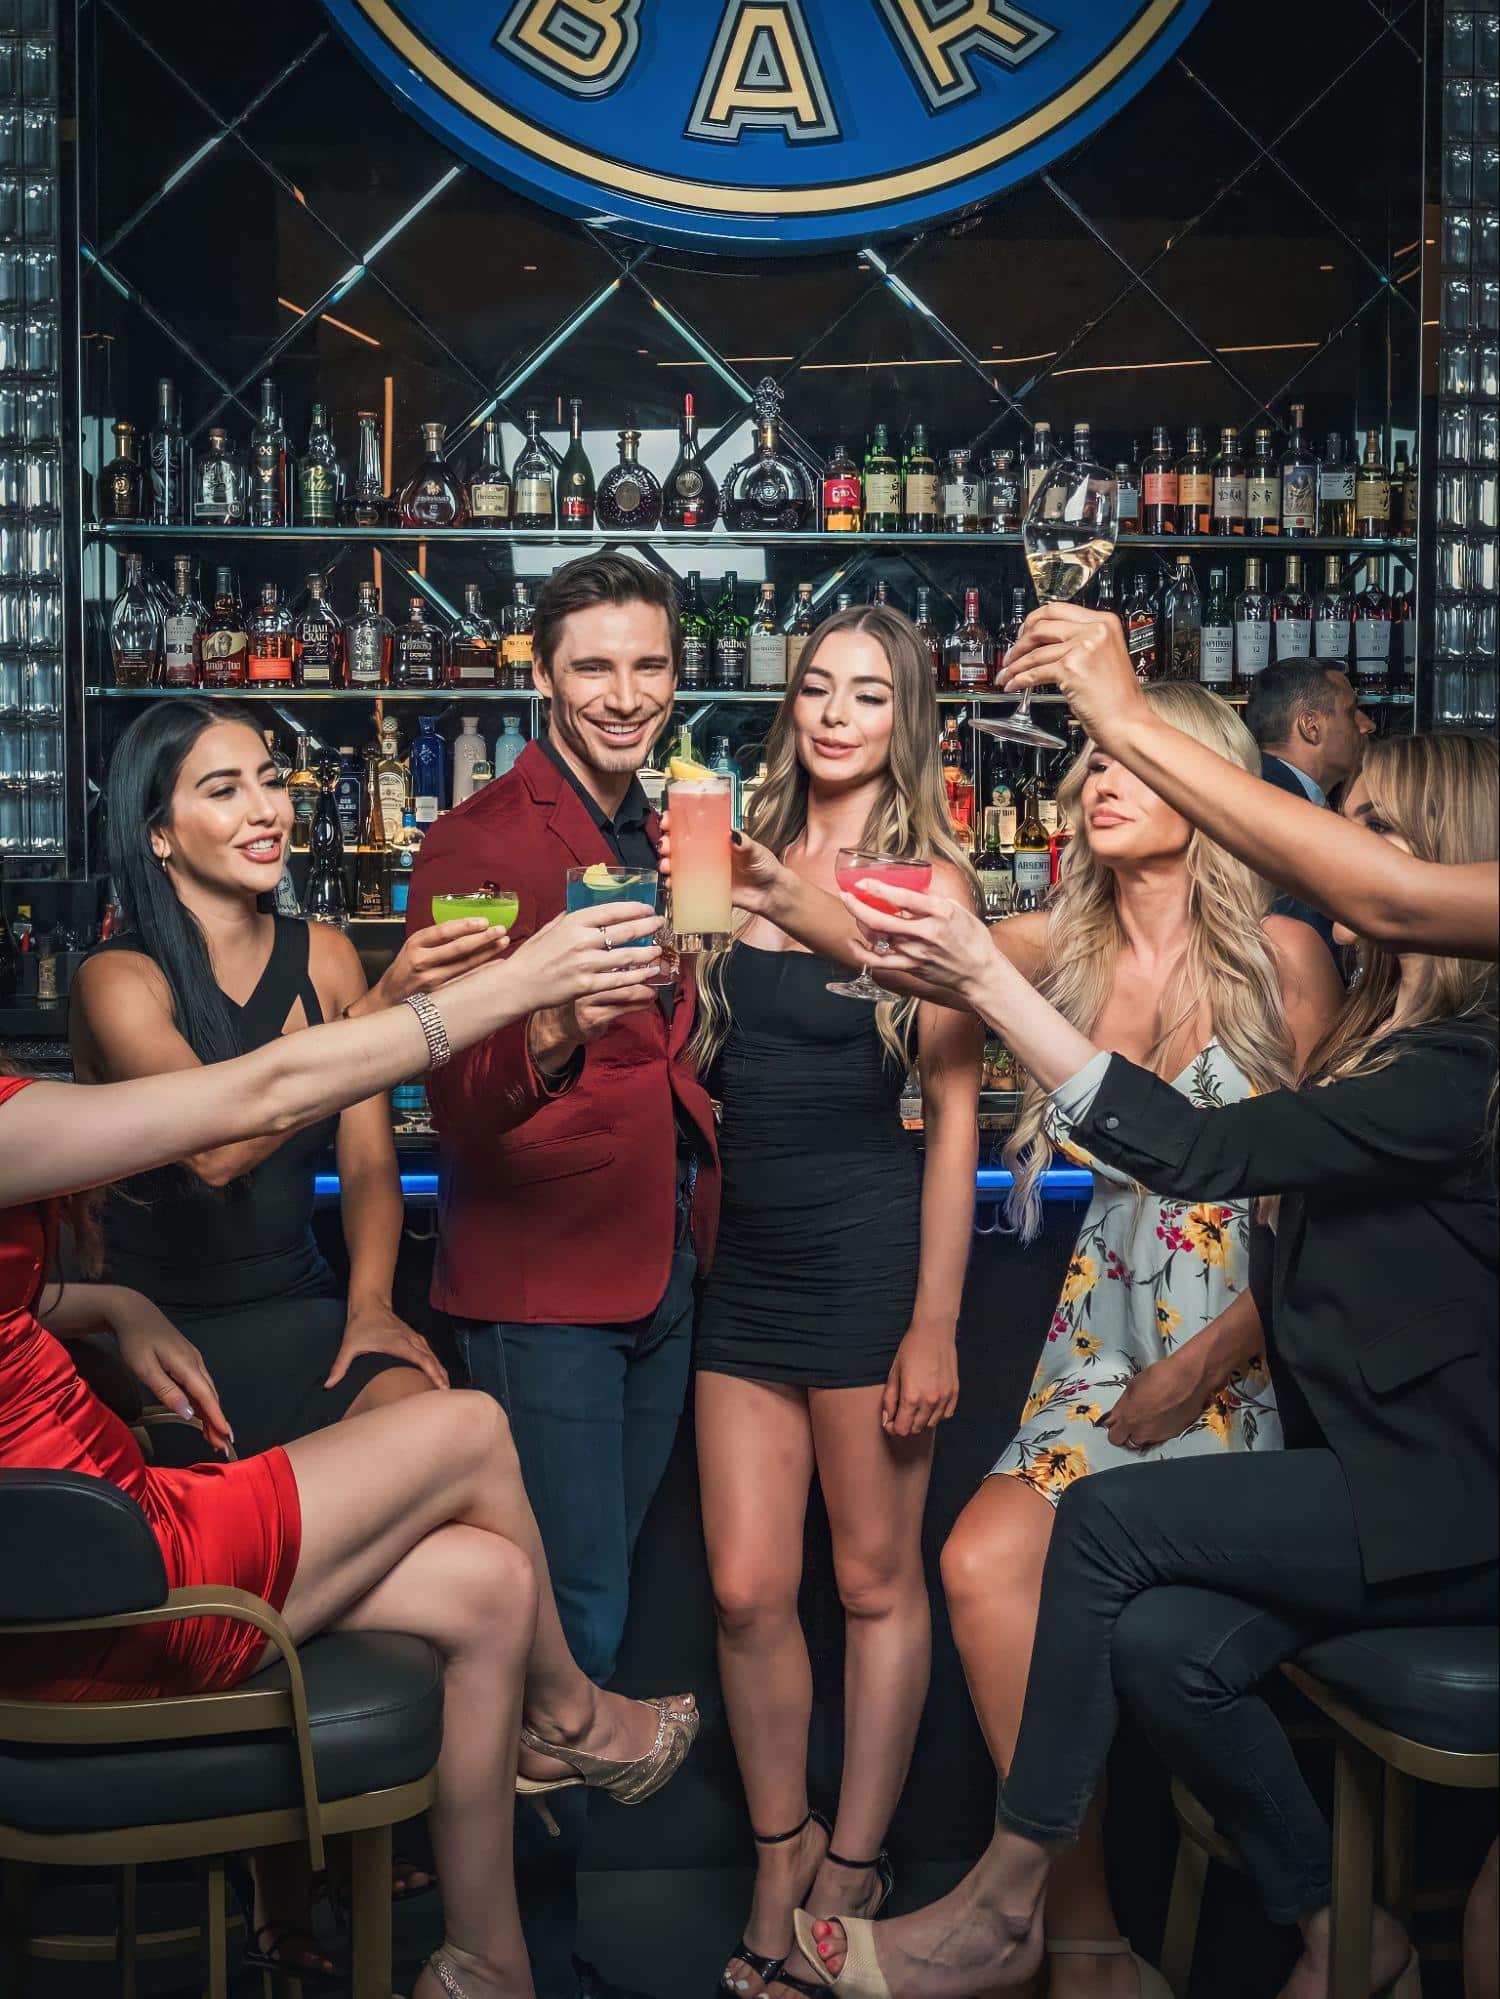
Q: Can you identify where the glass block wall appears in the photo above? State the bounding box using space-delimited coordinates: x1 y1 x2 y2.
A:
1431 0 1499 731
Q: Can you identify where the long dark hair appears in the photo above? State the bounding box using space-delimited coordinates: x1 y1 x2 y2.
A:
104 697 269 1065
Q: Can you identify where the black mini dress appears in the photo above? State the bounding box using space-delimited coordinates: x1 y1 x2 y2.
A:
695 946 921 1390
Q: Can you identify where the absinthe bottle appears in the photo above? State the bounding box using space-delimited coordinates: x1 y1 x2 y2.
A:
1011 775 1052 913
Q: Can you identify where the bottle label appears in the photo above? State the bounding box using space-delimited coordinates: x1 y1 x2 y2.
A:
1037 799 1059 836
1115 479 1139 516
1320 467 1356 502
1274 617 1312 659
749 629 788 688
680 632 710 687
348 633 385 683
714 637 747 684
514 473 553 516
1200 624 1234 684
377 772 408 822
414 794 440 829
823 474 861 530
865 470 898 514
1143 470 1178 507
903 470 937 516
1281 469 1316 530
298 467 336 524
1126 619 1157 677
471 483 511 519
162 615 197 685
398 636 438 680
200 629 248 679
1235 620 1270 675
501 634 533 670
1247 474 1280 518
1212 475 1245 520
942 477 981 521
1355 621 1392 663
956 644 989 689
248 647 292 683
561 493 593 523
1354 476 1390 522
997 804 1018 848
1316 616 1351 659
454 645 498 682
1012 850 1051 896
1178 471 1211 506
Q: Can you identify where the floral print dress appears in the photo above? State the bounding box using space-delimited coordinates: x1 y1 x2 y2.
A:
990 1040 1281 1504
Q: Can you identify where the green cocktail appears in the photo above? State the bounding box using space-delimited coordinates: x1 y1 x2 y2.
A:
431 888 520 930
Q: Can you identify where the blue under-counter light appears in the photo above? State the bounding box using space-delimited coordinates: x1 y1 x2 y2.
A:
316 1168 1093 1203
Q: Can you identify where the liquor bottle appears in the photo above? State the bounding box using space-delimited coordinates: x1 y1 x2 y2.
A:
661 392 720 530
974 799 1009 915
998 585 1029 670
787 582 817 678
409 714 448 830
722 378 814 531
385 807 421 918
1035 768 1061 840
1314 555 1352 670
1123 570 1160 680
1272 555 1313 659
247 581 294 684
347 412 389 526
712 572 749 688
333 747 365 849
295 404 342 526
248 377 288 527
447 581 499 688
306 768 349 930
344 579 393 689
868 578 895 611
902 421 939 532
1141 426 1178 534
863 423 900 533
1278 403 1318 537
1095 568 1117 615
161 553 204 688
557 397 595 528
451 715 489 805
1164 554 1202 680
984 446 1022 533
148 379 186 526
822 438 862 532
97 418 146 523
1318 430 1355 536
1113 459 1141 535
912 583 942 684
501 581 536 690
287 735 321 852
492 715 525 777
1233 556 1271 688
1396 442 1417 537
1390 573 1415 693
709 736 742 830
1244 426 1280 536
293 574 344 688
1071 421 1092 466
1200 566 1234 688
748 582 787 689
678 572 712 692
1210 426 1247 535
400 422 468 528
1174 426 1211 535
356 776 389 919
740 759 769 825
392 595 446 688
994 778 1019 851
467 417 511 527
1354 429 1391 539
512 408 555 530
373 717 410 827
942 447 981 532
193 427 246 524
109 553 159 687
596 426 662 531
1352 568 1392 690
944 585 992 692
832 590 855 615
939 718 975 842
200 565 248 688
1011 776 1052 912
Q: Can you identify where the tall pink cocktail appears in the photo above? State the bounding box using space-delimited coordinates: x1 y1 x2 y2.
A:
829 850 933 1001
668 775 733 951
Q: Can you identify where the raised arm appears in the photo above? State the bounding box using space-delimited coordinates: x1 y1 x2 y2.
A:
1001 605 1500 962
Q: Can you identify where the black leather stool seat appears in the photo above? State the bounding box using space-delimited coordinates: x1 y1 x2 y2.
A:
1296 1625 1499 1755
1 1631 443 1835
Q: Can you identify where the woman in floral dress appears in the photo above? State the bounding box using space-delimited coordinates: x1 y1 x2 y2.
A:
939 686 1342 1999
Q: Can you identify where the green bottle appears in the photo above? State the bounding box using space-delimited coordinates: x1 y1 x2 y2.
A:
679 570 711 692
864 422 900 533
711 571 748 690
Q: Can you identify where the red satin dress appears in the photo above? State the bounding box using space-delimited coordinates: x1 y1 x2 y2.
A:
0 1075 303 1699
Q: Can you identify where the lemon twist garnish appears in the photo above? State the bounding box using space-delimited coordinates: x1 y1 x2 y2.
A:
582 863 621 889
668 755 714 782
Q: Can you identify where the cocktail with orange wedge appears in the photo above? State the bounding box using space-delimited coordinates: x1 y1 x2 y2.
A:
665 755 733 951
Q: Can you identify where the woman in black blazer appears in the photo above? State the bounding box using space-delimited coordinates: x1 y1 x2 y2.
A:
791 732 1498 1999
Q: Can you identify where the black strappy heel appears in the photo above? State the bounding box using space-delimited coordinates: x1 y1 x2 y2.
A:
717 1810 830 1997
767 1846 897 1999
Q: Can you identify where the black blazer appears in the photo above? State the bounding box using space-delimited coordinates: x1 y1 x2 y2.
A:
1258 755 1339 958
1073 1019 1498 1585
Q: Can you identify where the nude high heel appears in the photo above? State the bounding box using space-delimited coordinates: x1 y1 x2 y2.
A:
1047 1938 1172 1997
791 1910 890 1999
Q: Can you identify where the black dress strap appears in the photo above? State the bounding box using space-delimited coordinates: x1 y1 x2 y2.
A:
237 917 325 1050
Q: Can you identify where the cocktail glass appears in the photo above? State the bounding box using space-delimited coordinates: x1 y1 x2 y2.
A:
565 865 660 944
431 887 520 930
829 850 933 1001
666 775 733 952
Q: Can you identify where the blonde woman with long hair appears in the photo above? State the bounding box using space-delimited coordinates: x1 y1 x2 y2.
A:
682 605 983 1999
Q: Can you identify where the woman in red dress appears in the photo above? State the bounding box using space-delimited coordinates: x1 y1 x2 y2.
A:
0 896 694 1999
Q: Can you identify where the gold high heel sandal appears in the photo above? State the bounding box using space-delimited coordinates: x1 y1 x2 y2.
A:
517 1692 699 1832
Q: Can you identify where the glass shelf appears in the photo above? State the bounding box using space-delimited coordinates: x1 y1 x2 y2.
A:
84 683 1416 705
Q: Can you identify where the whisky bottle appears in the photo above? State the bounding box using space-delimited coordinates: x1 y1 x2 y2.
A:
344 579 393 689
863 423 900 533
194 428 246 525
1113 459 1141 536
1024 420 1053 507
392 595 445 689
912 584 942 685
1011 776 1052 912
1123 570 1160 680
1233 557 1271 688
1318 431 1355 536
1200 566 1233 688
903 420 939 532
786 582 817 678
295 404 342 526
98 418 146 523
823 438 862 532
1164 554 1202 680
148 379 187 526
984 446 1022 534
249 377 288 527
712 572 748 689
1141 426 1177 534
500 581 536 690
161 554 204 688
749 582 787 689
722 378 814 531
287 735 321 852
448 581 499 688
1352 569 1392 690
1354 429 1391 539
109 554 159 687
1314 554 1352 669
1278 403 1318 537
942 447 981 532
1272 555 1313 659
1396 442 1417 537
348 412 389 527
400 422 468 528
512 409 555 530
558 397 595 528
1390 575 1415 693
1245 426 1280 535
596 426 662 531
944 585 992 692
661 393 720 530
679 572 712 691
247 582 294 684
294 574 344 688
200 565 249 688
1175 427 1211 535
1210 427 1246 535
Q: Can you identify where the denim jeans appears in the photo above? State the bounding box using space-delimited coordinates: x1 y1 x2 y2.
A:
997 1452 1499 1924
453 1228 697 1997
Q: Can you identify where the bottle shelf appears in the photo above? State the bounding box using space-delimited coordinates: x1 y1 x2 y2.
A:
84 683 1417 706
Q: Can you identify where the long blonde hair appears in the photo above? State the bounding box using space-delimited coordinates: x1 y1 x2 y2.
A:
1304 732 1498 1089
1004 683 1296 1238
689 604 979 1073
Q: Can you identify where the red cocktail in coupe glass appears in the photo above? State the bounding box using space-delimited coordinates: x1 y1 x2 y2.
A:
829 849 934 1001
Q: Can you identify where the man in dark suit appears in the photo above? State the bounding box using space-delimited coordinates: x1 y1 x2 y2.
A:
1245 661 1374 955
411 554 719 1999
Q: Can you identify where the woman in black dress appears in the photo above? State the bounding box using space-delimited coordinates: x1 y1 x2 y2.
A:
690 607 983 1999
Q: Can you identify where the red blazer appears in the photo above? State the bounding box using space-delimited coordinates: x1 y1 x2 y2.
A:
408 741 720 1326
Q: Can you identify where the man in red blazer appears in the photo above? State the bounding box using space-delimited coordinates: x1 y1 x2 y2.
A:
409 553 719 1999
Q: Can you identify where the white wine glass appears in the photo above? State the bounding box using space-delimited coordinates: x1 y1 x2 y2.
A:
975 458 1117 751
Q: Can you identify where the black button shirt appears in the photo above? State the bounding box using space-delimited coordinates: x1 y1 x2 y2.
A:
539 733 657 870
